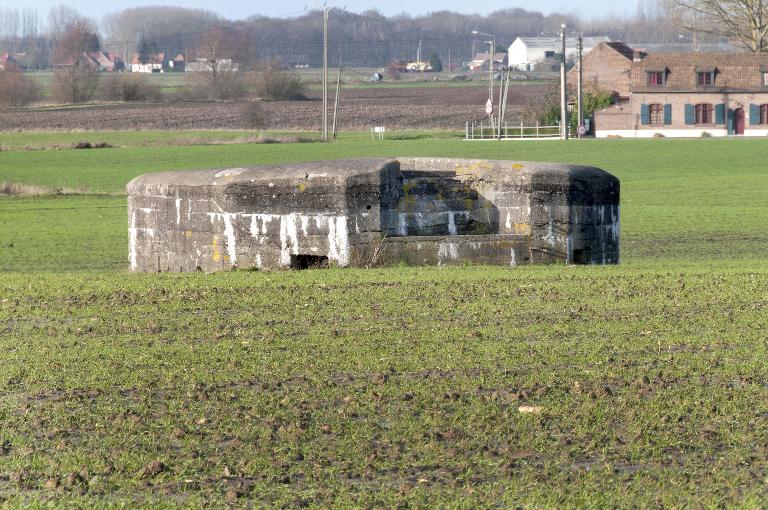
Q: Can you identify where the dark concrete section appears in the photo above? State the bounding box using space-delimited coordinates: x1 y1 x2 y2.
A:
127 158 619 271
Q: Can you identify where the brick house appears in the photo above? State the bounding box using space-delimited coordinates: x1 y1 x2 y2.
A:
595 53 768 137
567 41 639 100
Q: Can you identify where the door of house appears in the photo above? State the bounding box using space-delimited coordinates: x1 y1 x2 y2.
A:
734 107 745 135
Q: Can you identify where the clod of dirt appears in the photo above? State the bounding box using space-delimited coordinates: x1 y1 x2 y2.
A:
44 477 60 490
138 460 167 479
73 142 114 149
64 472 87 488
225 488 242 501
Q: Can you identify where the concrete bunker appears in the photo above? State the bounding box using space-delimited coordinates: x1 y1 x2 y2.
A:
127 158 619 272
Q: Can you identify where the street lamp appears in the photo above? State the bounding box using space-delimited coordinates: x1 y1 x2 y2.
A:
472 30 496 125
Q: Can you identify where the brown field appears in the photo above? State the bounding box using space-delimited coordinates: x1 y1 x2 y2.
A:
0 84 547 131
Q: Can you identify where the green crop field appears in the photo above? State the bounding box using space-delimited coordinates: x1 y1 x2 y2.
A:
1 133 767 507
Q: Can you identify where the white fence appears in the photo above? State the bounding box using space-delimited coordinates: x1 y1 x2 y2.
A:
465 121 569 140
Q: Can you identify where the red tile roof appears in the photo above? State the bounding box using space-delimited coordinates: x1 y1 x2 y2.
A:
631 52 768 92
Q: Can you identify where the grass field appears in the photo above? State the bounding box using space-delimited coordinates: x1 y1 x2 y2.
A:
1 133 767 507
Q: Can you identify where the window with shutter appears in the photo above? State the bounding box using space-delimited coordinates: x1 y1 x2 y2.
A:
694 103 713 124
648 104 663 124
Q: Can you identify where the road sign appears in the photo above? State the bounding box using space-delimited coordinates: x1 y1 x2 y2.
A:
485 99 493 115
577 124 587 136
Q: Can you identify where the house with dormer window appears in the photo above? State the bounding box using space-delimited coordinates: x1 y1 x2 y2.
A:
595 53 768 137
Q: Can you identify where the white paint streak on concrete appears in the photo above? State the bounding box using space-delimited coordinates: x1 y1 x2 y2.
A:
300 216 309 236
437 242 459 266
187 200 192 221
447 212 457 235
505 210 512 230
140 207 154 214
398 214 408 236
255 253 262 269
175 198 181 225
510 248 517 267
286 215 299 255
250 215 259 237
221 213 237 265
279 216 290 266
327 216 349 266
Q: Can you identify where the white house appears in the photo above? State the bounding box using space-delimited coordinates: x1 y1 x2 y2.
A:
507 36 610 71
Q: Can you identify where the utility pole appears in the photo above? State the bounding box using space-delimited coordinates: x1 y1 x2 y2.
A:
577 35 583 137
473 30 496 130
448 47 451 78
332 66 341 139
322 4 331 142
560 24 568 140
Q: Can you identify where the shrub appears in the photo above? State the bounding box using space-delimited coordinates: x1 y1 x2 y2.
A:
240 100 265 128
51 67 99 104
384 63 402 81
98 74 160 102
0 69 39 106
255 70 306 100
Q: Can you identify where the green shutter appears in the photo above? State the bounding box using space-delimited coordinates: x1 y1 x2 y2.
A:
684 104 694 125
663 104 672 125
640 103 650 125
715 103 725 124
750 103 760 125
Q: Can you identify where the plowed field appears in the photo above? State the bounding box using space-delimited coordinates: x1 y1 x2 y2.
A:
0 84 545 131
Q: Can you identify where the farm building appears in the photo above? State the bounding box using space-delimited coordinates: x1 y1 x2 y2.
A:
595 53 768 137
567 42 640 100
55 51 123 72
131 53 168 73
467 52 507 72
508 36 609 71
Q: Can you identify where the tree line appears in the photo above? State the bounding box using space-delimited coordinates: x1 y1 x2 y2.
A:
0 1 737 72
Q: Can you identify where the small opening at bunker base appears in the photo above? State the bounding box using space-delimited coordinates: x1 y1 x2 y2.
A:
290 254 329 270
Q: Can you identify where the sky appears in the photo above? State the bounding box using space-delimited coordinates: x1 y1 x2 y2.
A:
18 0 639 23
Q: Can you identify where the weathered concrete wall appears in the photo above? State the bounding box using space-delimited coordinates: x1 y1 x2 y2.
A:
127 158 619 271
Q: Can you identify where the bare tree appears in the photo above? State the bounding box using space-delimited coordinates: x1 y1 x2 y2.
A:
103 6 221 70
51 18 99 103
46 4 81 41
668 0 768 51
187 26 245 100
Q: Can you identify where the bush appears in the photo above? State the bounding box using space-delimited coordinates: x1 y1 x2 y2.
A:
98 74 160 102
384 63 402 81
240 100 264 128
255 70 306 100
51 67 99 104
0 69 39 106
186 69 247 101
